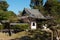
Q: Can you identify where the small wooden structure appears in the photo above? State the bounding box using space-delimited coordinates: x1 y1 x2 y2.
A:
18 8 52 30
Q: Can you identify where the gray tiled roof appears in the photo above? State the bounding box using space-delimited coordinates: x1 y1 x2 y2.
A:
24 8 46 19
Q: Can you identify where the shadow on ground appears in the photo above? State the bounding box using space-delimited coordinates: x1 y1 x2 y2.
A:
11 36 33 40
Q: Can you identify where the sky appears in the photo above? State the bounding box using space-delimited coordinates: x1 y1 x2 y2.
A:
6 0 47 14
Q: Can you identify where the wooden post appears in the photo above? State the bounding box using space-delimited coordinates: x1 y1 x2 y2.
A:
6 22 11 36
51 31 53 40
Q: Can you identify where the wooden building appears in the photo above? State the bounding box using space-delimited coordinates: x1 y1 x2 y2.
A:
18 8 52 30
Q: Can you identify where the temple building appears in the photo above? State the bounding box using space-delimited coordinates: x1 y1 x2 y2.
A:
18 8 52 30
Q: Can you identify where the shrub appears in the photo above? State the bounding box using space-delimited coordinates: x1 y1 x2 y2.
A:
57 26 60 29
10 23 29 30
20 36 33 40
29 30 51 40
0 25 4 30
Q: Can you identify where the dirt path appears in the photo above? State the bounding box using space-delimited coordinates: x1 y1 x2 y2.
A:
0 31 28 40
0 32 10 40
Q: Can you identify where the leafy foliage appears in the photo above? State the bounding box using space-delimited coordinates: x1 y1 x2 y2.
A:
30 0 60 23
11 24 29 30
44 0 60 23
0 10 18 22
0 1 9 11
30 0 43 8
30 0 60 40
29 30 51 40
30 0 45 14
0 1 18 22
0 25 4 30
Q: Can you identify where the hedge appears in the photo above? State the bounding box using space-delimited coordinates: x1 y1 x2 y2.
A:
10 23 29 30
0 25 4 30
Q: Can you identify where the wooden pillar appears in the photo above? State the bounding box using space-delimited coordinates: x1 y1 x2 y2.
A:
6 22 11 36
51 31 53 40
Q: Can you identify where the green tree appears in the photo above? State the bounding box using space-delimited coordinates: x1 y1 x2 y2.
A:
30 0 60 23
30 0 45 14
0 11 18 22
44 0 60 23
30 0 43 9
0 0 18 36
0 1 9 11
0 1 18 22
5 11 18 22
30 0 60 39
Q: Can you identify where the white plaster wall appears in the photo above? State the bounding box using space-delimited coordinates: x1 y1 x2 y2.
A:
31 22 37 30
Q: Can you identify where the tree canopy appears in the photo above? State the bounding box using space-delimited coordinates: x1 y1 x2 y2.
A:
30 0 60 23
0 1 18 22
44 0 60 23
30 0 43 9
0 10 18 22
0 1 9 11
